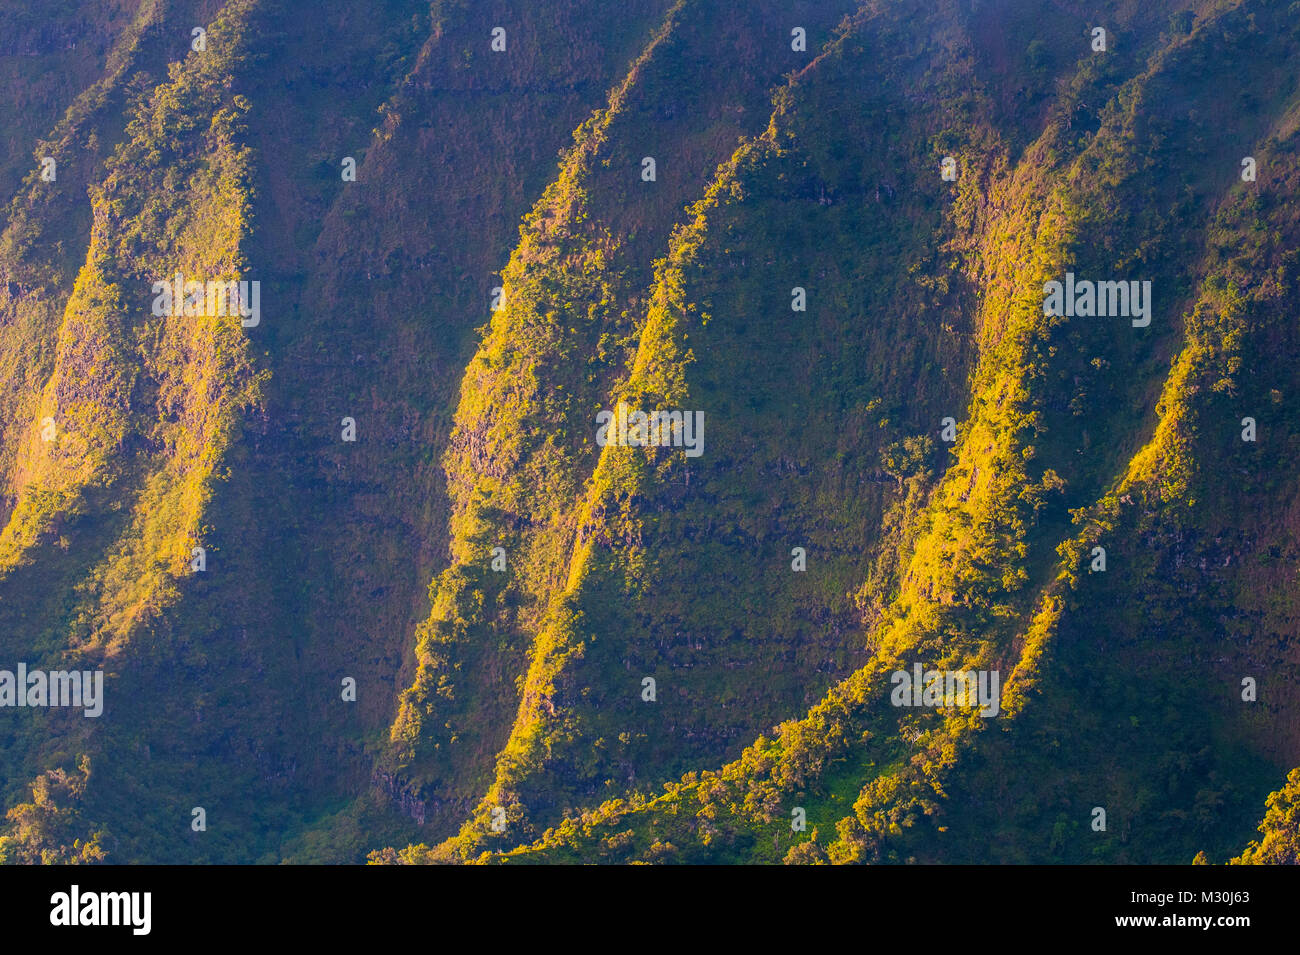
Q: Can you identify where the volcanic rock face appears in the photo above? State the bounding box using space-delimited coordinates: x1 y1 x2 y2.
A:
0 0 1298 867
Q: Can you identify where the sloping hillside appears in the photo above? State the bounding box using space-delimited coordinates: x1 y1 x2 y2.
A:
1 0 1298 866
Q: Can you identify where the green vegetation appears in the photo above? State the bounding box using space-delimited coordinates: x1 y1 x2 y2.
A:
1 0 1298 866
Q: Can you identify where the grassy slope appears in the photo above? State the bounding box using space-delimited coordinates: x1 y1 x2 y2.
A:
4 0 1299 866
429 0 988 859
381 0 860 848
279 0 684 849
1 0 712 863
380 0 1300 865
0 0 267 859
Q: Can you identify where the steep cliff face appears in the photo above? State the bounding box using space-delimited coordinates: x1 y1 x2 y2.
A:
383 0 862 842
1 0 1298 865
383 0 1300 864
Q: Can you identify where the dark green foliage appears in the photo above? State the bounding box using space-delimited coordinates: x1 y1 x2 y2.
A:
3 0 1300 867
